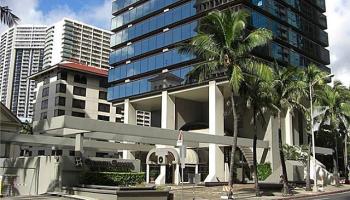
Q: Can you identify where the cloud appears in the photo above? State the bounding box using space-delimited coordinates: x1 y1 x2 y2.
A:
326 0 350 87
0 0 112 33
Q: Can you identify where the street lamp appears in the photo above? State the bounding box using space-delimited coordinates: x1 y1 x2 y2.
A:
310 73 334 192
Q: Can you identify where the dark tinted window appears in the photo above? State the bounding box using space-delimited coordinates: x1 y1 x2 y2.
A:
40 112 47 119
56 83 66 93
99 79 108 88
72 99 85 109
74 74 87 84
116 107 123 114
57 71 67 80
41 100 48 109
54 109 65 116
51 150 63 156
73 86 86 96
99 91 107 100
98 115 110 121
55 96 66 106
72 111 85 118
42 87 49 97
98 103 110 112
38 150 45 155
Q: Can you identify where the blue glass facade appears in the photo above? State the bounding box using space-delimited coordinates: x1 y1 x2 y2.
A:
108 0 329 102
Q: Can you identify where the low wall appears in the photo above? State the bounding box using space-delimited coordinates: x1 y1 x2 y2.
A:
62 185 172 200
0 156 142 196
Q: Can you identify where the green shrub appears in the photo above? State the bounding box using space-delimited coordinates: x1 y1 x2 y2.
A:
81 172 145 186
257 163 272 181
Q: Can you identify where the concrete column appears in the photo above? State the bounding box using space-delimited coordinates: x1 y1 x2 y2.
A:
74 133 84 155
123 99 136 159
174 164 181 185
161 91 175 130
284 109 294 145
146 164 150 183
154 91 176 185
155 165 166 185
205 81 225 182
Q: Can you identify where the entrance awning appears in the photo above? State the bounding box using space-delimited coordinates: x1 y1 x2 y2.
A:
32 116 270 149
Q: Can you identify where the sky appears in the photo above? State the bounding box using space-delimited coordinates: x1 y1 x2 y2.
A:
0 0 348 86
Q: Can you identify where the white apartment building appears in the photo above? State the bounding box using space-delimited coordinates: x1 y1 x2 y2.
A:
0 25 46 121
43 18 112 69
29 61 122 122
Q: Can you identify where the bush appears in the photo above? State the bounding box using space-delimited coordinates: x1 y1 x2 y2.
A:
81 172 145 186
257 163 272 181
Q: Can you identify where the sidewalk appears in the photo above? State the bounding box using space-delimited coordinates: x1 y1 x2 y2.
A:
170 184 350 200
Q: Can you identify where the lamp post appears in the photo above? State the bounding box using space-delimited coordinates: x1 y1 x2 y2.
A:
310 73 334 192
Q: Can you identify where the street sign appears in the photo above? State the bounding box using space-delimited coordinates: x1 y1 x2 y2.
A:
177 130 184 146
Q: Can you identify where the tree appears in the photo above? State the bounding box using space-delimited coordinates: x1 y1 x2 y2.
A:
316 81 350 186
301 64 328 191
0 6 19 27
240 75 271 196
179 9 272 196
269 64 305 194
19 120 33 135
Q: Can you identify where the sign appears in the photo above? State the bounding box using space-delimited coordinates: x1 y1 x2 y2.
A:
177 130 184 146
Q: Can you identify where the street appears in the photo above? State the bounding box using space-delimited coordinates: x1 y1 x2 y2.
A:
305 191 350 200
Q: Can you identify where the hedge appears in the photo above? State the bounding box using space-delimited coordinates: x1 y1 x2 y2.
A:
81 172 145 186
257 163 272 181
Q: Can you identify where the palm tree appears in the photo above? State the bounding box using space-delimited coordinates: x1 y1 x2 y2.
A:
240 76 271 196
0 5 19 27
269 64 306 194
179 9 272 196
301 64 328 191
316 81 350 186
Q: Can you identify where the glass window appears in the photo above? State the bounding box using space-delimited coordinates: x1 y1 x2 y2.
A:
127 64 134 77
164 30 172 46
99 91 108 100
72 99 85 109
149 36 156 50
55 96 66 106
140 58 148 73
56 83 66 93
141 39 149 53
119 84 126 97
155 54 163 68
120 65 127 78
98 103 110 113
54 109 65 117
73 86 86 97
57 71 67 80
164 51 172 66
126 82 133 96
148 55 156 70
134 42 142 56
173 27 182 43
98 115 110 121
164 10 173 25
72 111 85 118
132 81 140 95
40 112 47 119
41 99 48 109
42 87 49 97
74 74 87 84
133 61 141 75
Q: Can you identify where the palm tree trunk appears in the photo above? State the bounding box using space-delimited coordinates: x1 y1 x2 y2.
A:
305 134 312 191
334 133 340 186
228 92 238 196
344 134 349 183
253 133 260 196
278 111 290 195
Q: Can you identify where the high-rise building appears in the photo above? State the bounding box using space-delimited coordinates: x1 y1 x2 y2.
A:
107 0 330 184
108 0 330 103
43 18 112 69
0 25 46 121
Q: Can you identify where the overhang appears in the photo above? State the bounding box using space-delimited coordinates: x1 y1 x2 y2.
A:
32 116 270 148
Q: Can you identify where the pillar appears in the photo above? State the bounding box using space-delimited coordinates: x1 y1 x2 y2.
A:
74 133 84 155
174 164 181 185
123 99 136 159
284 109 294 145
205 81 225 182
146 164 150 183
161 91 175 130
154 91 176 185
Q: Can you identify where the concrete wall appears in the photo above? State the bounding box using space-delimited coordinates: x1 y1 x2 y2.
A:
175 98 208 129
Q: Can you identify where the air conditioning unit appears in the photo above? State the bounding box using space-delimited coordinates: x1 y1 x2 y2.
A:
158 155 167 165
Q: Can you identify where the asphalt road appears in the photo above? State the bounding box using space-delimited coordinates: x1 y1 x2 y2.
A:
305 191 350 200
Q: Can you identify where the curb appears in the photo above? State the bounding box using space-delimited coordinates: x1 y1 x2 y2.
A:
277 189 350 200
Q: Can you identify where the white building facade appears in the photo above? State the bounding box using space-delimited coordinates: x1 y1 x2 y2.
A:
43 18 112 69
0 25 46 121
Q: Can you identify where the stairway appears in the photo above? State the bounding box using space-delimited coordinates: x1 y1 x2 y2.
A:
238 146 254 167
